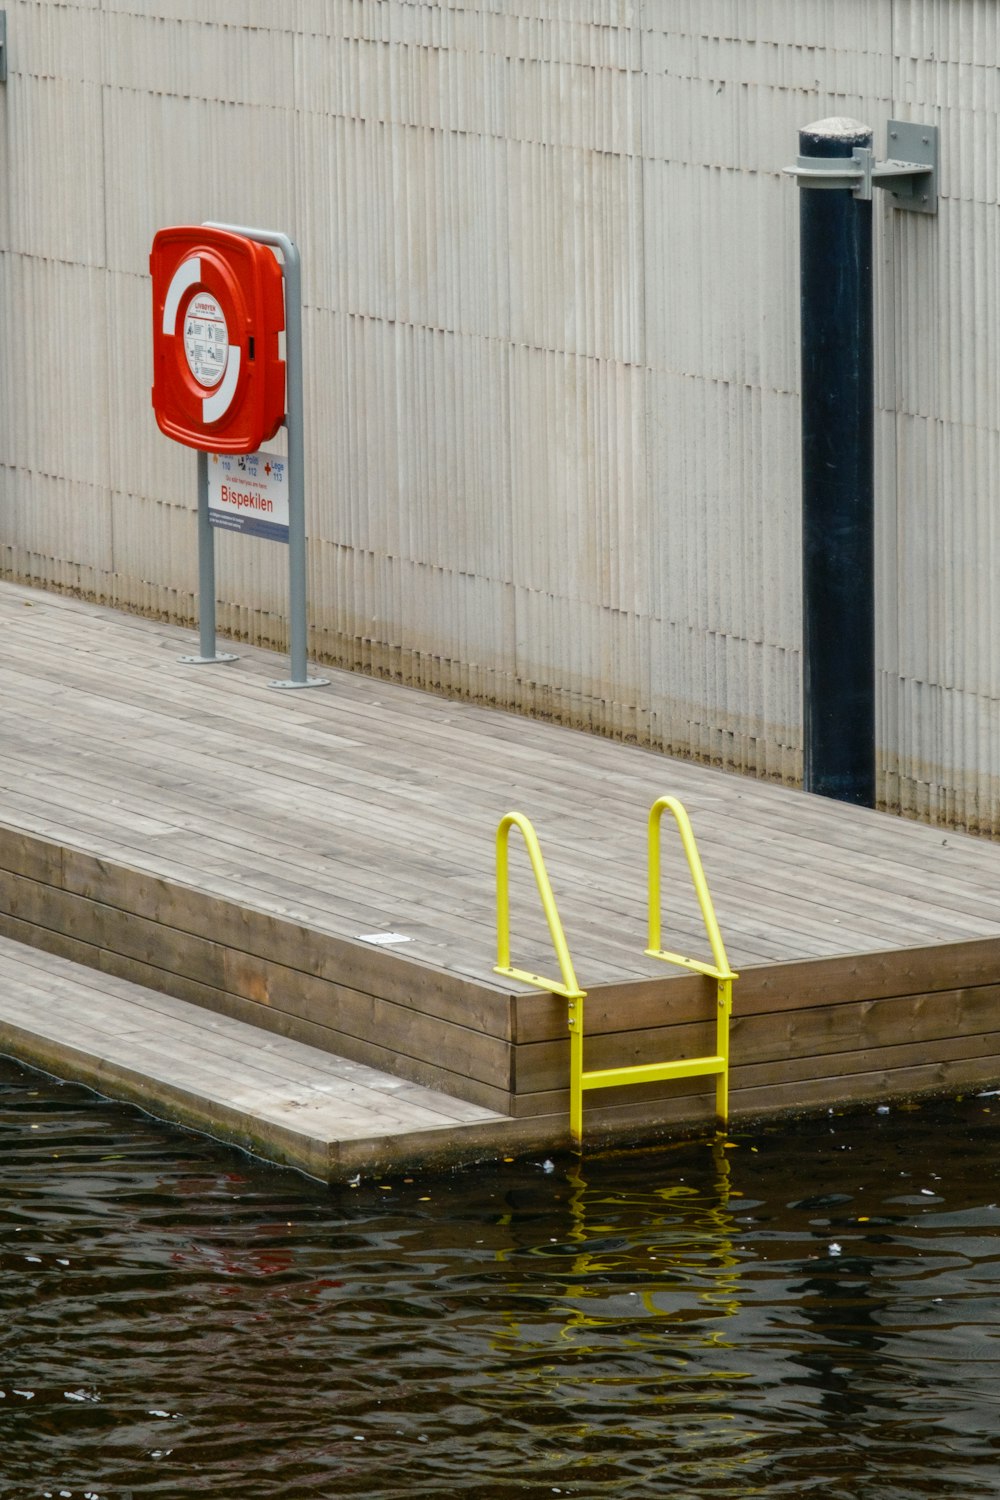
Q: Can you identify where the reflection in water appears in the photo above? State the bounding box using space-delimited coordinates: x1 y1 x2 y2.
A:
1 1058 999 1499
493 1138 742 1349
791 1236 895 1419
485 1139 757 1493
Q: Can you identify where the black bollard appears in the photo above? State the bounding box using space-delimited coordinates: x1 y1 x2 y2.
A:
798 118 875 808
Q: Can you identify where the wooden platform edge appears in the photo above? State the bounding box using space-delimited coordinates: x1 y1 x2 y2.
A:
4 821 1000 1142
0 1018 561 1185
0 824 517 1112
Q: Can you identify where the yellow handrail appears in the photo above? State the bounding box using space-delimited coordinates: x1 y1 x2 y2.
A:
494 812 585 1004
646 796 735 981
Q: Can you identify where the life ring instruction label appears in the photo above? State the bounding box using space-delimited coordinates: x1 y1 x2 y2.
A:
184 293 229 388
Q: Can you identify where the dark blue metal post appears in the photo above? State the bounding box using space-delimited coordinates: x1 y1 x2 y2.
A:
799 119 875 807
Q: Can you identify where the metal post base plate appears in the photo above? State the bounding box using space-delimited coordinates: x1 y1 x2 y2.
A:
178 653 240 665
268 676 330 690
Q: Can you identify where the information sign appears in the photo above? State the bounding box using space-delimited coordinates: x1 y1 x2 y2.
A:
208 450 289 543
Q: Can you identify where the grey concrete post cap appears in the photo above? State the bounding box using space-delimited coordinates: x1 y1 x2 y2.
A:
802 116 873 139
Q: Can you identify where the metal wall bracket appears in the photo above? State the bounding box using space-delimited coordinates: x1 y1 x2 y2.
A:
785 120 938 214
857 122 938 212
0 13 7 85
883 119 938 212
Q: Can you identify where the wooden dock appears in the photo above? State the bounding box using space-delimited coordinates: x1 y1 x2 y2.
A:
0 934 528 1180
2 579 1000 1177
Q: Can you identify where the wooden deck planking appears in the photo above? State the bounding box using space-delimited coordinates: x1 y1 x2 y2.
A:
3 657 983 924
5 587 1000 978
3 579 1000 1151
3 741 988 952
2 740 989 978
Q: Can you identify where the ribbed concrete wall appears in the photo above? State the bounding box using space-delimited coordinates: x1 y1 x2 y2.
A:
0 1 998 828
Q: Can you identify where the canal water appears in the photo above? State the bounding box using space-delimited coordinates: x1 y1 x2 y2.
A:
1 1056 998 1499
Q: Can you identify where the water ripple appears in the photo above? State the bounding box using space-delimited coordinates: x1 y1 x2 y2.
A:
1 1060 999 1497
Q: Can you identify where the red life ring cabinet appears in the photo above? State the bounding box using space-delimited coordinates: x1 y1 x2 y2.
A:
150 225 286 454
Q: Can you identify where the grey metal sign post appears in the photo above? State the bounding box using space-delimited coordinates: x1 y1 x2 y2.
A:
178 446 240 667
183 222 328 690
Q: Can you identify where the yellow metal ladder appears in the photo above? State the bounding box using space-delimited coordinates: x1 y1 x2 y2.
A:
493 797 737 1147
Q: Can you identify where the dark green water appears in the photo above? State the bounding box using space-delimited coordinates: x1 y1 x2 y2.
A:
1 1055 998 1499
